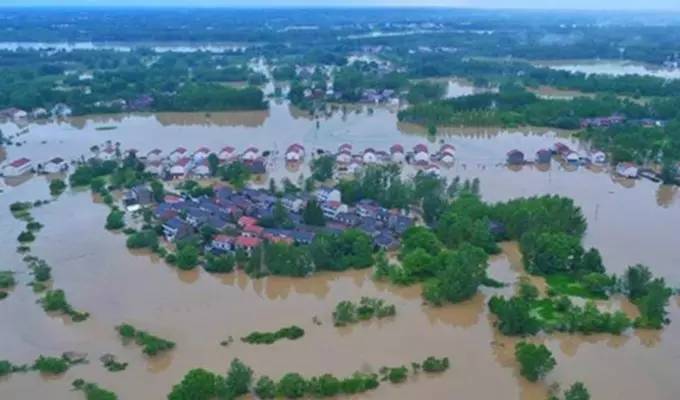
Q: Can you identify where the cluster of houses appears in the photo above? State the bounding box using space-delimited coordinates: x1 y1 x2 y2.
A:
145 184 415 256
580 115 666 129
505 143 607 167
0 104 73 122
334 143 455 176
88 144 270 180
1 156 70 177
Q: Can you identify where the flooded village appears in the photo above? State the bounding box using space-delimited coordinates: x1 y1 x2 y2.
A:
1 6 680 400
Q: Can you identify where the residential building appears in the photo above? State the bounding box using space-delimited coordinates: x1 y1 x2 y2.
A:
616 162 639 178
506 150 525 165
162 218 193 242
170 158 191 179
3 158 32 177
43 157 68 174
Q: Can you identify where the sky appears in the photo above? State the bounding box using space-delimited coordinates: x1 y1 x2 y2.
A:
0 0 679 10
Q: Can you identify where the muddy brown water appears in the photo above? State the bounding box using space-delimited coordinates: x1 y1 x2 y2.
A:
1 104 680 399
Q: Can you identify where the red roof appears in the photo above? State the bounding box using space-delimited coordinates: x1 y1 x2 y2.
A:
195 146 210 153
363 148 376 154
440 144 456 153
148 148 162 155
221 146 235 153
244 147 259 153
238 216 258 227
287 143 305 152
173 147 187 154
390 144 404 153
176 157 191 167
338 143 352 151
9 158 31 167
102 147 115 154
243 224 264 235
236 236 261 248
164 194 182 204
414 144 428 153
213 234 235 244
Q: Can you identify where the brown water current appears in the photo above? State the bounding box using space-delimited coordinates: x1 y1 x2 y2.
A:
1 104 680 399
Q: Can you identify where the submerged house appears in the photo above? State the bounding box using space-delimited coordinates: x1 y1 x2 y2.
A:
616 162 639 178
535 149 552 164
390 144 405 163
43 157 68 174
3 158 33 177
506 150 525 165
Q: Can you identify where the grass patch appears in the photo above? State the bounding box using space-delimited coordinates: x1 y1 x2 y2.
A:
545 273 608 300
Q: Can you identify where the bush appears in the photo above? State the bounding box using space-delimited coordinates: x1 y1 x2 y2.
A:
49 179 67 196
204 254 235 273
385 366 408 383
26 221 44 232
241 325 305 345
17 231 36 243
176 243 200 270
126 230 159 249
0 271 16 289
33 356 69 374
9 201 32 213
422 356 450 373
72 380 118 400
116 324 175 356
105 209 125 230
515 342 556 382
333 298 396 326
277 373 308 399
254 376 276 399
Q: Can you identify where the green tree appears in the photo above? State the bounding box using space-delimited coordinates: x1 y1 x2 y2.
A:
176 243 199 270
105 209 125 230
207 153 219 177
168 368 220 400
254 376 276 399
302 200 326 226
150 180 165 203
564 382 590 400
514 342 556 382
221 161 251 189
422 244 488 305
223 358 253 398
277 373 307 399
623 264 653 299
488 296 540 336
311 155 335 181
49 179 67 196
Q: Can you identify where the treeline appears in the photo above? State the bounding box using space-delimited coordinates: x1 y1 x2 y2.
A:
397 84 655 130
153 84 267 112
169 356 449 399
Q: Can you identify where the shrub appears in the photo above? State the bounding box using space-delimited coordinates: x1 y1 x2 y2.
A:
33 356 69 374
17 231 36 243
49 179 67 196
241 325 305 345
116 324 175 356
105 209 125 230
422 356 450 373
0 271 16 289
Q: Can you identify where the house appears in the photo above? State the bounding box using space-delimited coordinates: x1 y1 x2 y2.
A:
212 235 236 252
147 149 163 162
374 232 399 251
552 143 572 157
185 208 211 228
242 147 259 161
322 201 349 219
390 144 405 163
43 157 68 174
169 147 188 162
242 224 264 237
98 147 116 161
193 147 211 161
338 143 352 153
51 103 72 118
219 146 236 162
0 108 27 121
192 160 211 177
3 158 33 177
580 115 625 129
238 215 258 228
616 162 639 178
413 144 429 163
424 164 441 176
362 148 378 164
565 152 580 163
336 212 360 226
315 187 342 203
162 218 193 242
125 185 154 206
388 215 413 235
336 150 352 164
440 144 456 157
507 150 525 165
170 158 191 179
31 108 48 119
235 236 262 256
145 161 164 176
282 195 305 213
245 160 267 175
347 160 362 174
591 151 607 164
285 143 305 162
439 152 455 164
535 149 552 164
289 230 315 245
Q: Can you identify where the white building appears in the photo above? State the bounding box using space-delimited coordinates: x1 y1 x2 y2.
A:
3 158 33 177
219 146 236 162
424 164 441 176
315 187 342 203
51 103 72 118
98 147 116 161
390 144 405 163
242 147 259 161
362 148 378 164
170 158 191 179
591 151 607 164
145 161 164 176
336 150 352 164
169 147 188 162
616 163 639 178
193 147 211 161
43 157 68 174
321 201 349 219
193 160 211 177
565 152 580 163
147 149 163 162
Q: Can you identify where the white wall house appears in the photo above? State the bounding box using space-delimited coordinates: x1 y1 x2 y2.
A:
362 149 378 164
616 163 639 178
219 146 236 162
147 149 163 162
43 157 68 174
242 147 259 161
169 147 188 162
170 158 191 178
3 158 32 177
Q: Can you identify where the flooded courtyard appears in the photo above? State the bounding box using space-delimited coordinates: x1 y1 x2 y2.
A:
1 101 680 399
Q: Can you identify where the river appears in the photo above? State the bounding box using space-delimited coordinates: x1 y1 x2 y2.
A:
1 101 679 399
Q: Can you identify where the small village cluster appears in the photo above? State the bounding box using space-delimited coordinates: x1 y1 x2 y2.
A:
333 142 456 176
141 185 415 256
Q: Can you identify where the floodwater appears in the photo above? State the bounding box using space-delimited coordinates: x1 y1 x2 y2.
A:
0 42 249 53
1 102 680 399
536 60 680 80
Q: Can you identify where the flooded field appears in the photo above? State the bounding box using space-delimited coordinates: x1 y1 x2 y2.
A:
535 60 680 79
1 102 680 399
